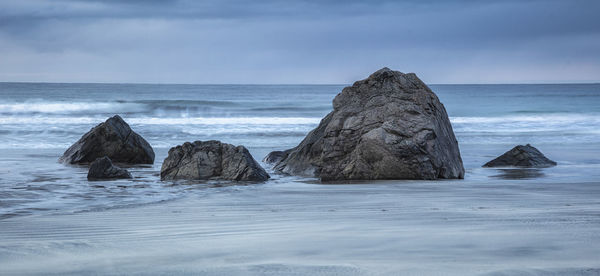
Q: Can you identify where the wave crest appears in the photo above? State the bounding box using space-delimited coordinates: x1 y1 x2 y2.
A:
0 116 322 125
0 102 147 114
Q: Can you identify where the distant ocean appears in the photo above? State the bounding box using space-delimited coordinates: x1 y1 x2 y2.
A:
1 83 599 218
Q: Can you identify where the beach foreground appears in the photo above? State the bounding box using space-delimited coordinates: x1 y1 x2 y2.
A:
1 173 599 275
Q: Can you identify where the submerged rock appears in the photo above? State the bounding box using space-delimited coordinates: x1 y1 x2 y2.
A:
267 67 464 181
161 140 270 181
483 144 557 168
59 115 155 165
87 156 132 180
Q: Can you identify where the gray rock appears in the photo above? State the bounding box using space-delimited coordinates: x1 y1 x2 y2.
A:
161 140 270 181
268 67 464 181
59 115 155 165
87 156 132 180
262 149 291 164
483 144 557 168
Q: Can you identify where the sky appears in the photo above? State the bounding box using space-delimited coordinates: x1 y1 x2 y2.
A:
0 0 599 84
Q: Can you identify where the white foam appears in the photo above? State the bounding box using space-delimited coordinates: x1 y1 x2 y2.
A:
0 116 322 125
451 114 600 124
1 113 599 149
451 113 600 133
180 125 312 135
0 102 146 114
129 117 321 125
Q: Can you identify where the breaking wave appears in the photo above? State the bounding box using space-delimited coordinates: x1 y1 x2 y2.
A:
451 114 600 133
0 101 147 115
0 116 322 125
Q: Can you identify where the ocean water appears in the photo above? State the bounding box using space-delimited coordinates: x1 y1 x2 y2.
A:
0 83 599 217
1 83 600 275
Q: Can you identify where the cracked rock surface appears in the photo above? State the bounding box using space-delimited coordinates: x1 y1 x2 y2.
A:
266 67 464 181
161 140 270 181
59 115 155 165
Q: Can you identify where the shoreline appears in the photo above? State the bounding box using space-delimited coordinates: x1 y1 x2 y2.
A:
2 143 600 221
2 178 599 275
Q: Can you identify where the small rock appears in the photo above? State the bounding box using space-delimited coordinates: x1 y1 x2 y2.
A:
161 140 270 181
87 156 132 180
60 115 155 165
483 144 557 168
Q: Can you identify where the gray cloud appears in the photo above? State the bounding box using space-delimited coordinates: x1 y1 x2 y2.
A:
0 0 598 83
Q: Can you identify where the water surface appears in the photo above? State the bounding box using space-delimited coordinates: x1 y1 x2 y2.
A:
0 83 599 275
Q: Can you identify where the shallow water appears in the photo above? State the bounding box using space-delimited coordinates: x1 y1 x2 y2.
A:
1 177 599 275
0 83 599 274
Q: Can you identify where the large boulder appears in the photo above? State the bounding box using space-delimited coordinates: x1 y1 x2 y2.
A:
267 67 464 181
160 140 270 181
59 115 155 165
87 156 132 180
483 144 557 168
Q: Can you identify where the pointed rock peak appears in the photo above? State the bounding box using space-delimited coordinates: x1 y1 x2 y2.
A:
513 144 543 155
106 114 128 126
335 68 430 110
363 67 424 88
109 114 124 121
373 67 392 74
103 114 133 141
483 144 557 168
368 67 397 80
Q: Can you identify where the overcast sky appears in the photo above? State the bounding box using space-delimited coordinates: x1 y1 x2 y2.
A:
0 0 598 84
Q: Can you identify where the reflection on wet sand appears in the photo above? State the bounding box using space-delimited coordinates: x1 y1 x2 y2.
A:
490 169 546 180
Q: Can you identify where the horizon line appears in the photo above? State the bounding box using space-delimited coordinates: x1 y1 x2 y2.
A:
1 81 599 86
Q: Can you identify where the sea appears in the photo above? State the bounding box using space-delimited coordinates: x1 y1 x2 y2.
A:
1 83 599 275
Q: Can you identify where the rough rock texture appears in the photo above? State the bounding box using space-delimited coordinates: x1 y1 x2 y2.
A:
268 67 464 181
161 140 270 181
263 150 291 164
483 144 557 168
59 115 155 165
87 156 132 180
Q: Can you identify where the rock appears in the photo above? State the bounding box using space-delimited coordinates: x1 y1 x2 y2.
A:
267 67 464 181
483 144 557 168
59 115 155 165
161 140 270 181
262 149 291 164
87 156 132 180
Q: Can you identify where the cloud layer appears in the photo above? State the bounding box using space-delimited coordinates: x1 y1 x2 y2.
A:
1 0 599 83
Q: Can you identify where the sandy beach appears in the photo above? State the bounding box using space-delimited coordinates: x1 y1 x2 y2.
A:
2 171 599 275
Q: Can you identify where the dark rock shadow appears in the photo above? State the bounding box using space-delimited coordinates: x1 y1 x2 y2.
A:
489 168 546 180
161 179 264 188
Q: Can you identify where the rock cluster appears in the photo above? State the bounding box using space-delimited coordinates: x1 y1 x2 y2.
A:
483 144 557 168
61 69 561 184
161 140 270 181
266 67 465 181
59 115 155 165
87 156 132 180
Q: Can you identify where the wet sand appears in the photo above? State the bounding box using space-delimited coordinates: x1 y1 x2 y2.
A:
1 177 599 275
